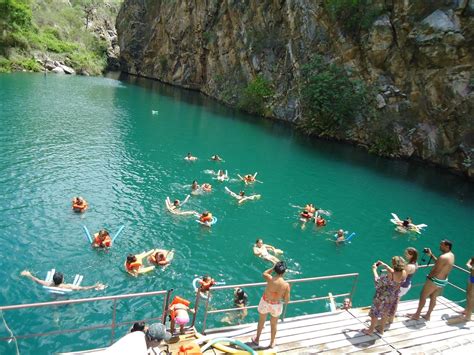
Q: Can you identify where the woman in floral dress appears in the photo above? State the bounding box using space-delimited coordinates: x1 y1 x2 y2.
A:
363 256 406 335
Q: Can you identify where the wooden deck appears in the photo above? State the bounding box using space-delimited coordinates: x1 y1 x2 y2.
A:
196 296 473 354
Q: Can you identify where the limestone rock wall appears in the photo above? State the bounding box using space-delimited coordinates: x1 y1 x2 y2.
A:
117 0 474 178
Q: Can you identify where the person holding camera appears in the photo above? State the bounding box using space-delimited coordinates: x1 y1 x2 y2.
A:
252 261 290 349
408 240 455 321
363 256 406 335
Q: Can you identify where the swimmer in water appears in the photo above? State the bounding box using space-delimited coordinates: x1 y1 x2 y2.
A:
198 275 216 297
336 229 346 243
72 196 88 212
92 229 112 248
185 152 198 161
198 211 214 226
225 186 261 204
165 195 197 215
148 249 172 266
221 288 249 324
211 154 223 161
315 214 327 226
201 183 212 192
125 251 155 276
253 239 282 264
305 203 316 214
216 170 229 181
20 270 106 290
300 209 313 221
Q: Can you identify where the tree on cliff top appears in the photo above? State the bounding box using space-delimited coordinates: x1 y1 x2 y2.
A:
299 56 371 137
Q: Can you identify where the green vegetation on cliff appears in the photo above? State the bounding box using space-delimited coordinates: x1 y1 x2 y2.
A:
239 75 274 116
299 56 400 155
0 0 121 74
324 0 385 37
299 56 369 136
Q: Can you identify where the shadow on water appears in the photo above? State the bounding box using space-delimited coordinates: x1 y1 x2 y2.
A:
110 72 474 204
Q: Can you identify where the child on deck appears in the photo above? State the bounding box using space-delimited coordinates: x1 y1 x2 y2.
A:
169 299 195 334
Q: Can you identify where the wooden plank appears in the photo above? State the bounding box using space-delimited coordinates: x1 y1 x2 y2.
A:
276 332 388 353
398 332 474 354
201 297 472 354
387 324 473 346
205 310 351 337
207 311 355 343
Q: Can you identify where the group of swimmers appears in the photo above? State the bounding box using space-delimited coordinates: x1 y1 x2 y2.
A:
178 153 264 225
298 203 330 227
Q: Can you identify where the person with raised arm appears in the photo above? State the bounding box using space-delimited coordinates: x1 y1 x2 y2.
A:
363 256 406 335
407 240 455 321
21 270 106 290
225 186 261 204
252 261 290 349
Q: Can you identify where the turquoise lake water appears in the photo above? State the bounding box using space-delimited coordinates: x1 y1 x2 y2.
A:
0 73 473 353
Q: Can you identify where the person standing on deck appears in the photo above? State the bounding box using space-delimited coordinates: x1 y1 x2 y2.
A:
252 261 290 349
408 240 455 321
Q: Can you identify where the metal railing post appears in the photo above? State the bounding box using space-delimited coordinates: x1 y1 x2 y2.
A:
201 290 211 333
190 290 201 328
110 299 117 345
162 289 173 325
350 273 359 302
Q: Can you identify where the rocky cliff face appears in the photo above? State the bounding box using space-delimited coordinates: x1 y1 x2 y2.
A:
116 0 474 178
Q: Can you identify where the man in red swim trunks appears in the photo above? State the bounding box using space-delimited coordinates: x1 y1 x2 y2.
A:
252 261 290 349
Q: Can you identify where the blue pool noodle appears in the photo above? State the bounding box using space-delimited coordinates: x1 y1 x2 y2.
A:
82 225 92 243
112 225 125 242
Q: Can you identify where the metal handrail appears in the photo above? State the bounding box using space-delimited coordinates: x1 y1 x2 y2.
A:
412 263 469 294
0 289 173 345
0 289 169 311
198 272 359 333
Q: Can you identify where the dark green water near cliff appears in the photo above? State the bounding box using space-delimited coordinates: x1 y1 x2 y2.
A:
0 73 472 353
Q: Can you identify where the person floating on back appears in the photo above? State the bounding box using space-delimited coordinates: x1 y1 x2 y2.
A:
21 270 105 290
253 239 283 264
210 154 223 161
72 196 88 213
184 152 197 161
125 251 156 276
148 249 173 266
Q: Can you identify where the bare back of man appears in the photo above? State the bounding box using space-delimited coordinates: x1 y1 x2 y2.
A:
253 262 290 349
408 240 455 321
